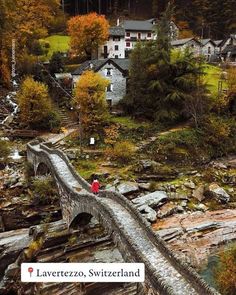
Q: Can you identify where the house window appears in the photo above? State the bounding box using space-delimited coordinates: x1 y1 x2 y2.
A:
126 32 130 37
147 32 152 37
107 83 113 92
208 46 211 54
106 68 112 76
113 37 120 41
126 42 131 47
115 45 119 51
115 55 118 59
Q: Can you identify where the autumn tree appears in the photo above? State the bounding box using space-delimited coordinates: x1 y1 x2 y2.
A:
18 76 60 130
67 13 109 59
0 0 62 88
74 71 109 136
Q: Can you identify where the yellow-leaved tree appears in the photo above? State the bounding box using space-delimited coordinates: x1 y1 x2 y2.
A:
74 70 109 136
18 77 60 130
67 12 109 59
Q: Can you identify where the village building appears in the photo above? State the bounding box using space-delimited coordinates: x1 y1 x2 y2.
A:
72 58 130 107
220 34 236 62
199 39 217 61
97 26 125 59
98 18 179 59
214 40 224 54
171 37 201 55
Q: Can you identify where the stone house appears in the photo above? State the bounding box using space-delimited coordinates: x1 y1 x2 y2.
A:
72 58 130 107
171 37 201 55
220 34 236 62
199 39 216 61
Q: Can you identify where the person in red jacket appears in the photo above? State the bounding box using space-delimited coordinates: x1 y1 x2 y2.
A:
91 177 100 194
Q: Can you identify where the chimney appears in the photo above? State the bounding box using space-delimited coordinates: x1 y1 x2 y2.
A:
117 18 120 26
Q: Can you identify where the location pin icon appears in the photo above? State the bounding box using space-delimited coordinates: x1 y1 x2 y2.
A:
28 267 33 277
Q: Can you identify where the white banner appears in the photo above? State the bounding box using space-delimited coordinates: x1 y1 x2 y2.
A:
21 263 145 283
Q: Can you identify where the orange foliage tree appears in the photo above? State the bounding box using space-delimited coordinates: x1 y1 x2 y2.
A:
67 13 109 59
74 70 109 136
0 0 61 88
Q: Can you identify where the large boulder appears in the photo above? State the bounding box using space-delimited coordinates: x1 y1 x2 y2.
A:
137 205 157 223
157 203 184 219
116 182 139 195
192 185 205 202
132 191 168 209
206 183 230 203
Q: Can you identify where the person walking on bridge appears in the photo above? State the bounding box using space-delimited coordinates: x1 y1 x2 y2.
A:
91 176 100 195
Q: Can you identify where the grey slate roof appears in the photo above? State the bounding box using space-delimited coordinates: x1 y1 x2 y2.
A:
171 38 199 46
72 59 130 75
199 39 216 46
109 26 125 36
221 45 236 55
214 40 223 46
123 20 154 31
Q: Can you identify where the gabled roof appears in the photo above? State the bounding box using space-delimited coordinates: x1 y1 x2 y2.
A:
199 39 216 46
123 20 154 31
214 40 224 46
72 59 130 76
221 45 236 55
171 37 200 46
109 26 125 36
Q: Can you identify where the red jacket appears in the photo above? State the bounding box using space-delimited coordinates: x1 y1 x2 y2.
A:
91 180 100 193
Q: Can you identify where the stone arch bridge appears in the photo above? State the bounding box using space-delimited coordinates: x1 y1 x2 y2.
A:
27 140 220 295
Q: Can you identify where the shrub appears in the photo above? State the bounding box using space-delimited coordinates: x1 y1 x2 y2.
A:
40 110 61 132
104 124 119 145
0 140 11 164
106 141 136 164
200 115 236 157
24 162 35 183
31 176 58 205
214 244 236 295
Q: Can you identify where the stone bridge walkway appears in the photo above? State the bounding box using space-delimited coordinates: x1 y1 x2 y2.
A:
27 141 219 295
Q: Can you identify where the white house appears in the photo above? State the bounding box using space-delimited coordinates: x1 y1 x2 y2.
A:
97 26 125 59
124 19 179 57
98 18 179 59
199 39 216 61
72 59 130 107
171 38 201 55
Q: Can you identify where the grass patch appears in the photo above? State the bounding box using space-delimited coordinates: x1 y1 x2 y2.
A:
40 35 70 58
204 64 227 96
75 159 97 180
109 116 150 129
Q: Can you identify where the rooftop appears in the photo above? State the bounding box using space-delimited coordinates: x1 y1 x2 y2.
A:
199 39 216 46
123 19 155 31
72 59 130 75
109 26 125 36
171 38 196 46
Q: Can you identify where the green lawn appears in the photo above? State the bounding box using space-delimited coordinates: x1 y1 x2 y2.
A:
40 35 70 58
109 116 150 129
204 64 227 96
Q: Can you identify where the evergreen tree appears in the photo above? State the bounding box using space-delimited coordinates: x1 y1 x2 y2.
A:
123 2 209 124
49 52 65 75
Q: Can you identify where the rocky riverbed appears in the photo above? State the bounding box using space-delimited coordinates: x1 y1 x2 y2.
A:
1 137 236 294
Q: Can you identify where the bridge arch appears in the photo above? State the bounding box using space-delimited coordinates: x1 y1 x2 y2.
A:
35 162 51 176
